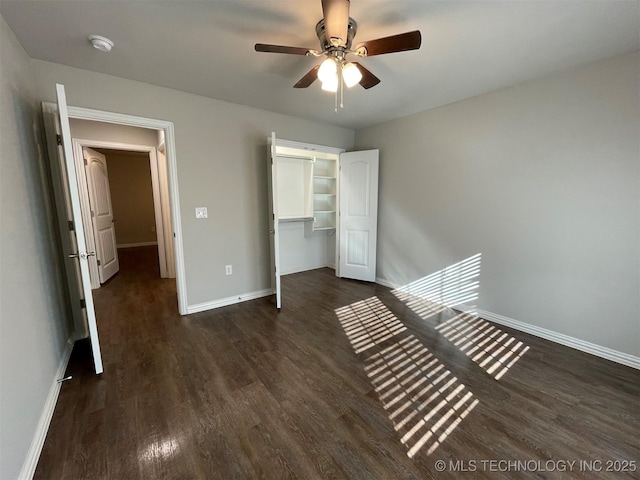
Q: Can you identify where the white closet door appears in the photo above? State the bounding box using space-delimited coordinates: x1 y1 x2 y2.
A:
339 150 379 282
267 132 282 308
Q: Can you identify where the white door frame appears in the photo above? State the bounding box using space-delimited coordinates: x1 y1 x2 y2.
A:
72 138 170 286
269 134 346 308
44 102 188 315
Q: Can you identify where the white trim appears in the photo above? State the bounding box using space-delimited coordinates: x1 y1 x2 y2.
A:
117 241 158 248
72 139 169 282
187 289 273 314
18 339 74 480
376 277 400 289
281 262 332 276
376 276 639 369
460 305 640 370
44 102 188 314
275 137 346 155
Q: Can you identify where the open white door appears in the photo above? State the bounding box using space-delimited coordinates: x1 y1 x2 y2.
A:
56 85 104 374
338 150 379 282
156 148 176 278
267 132 282 308
83 147 120 283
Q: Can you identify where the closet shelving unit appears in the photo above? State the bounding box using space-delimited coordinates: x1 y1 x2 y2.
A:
268 132 380 309
311 157 337 231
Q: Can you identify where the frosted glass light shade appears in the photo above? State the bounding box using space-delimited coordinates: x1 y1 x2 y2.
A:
342 62 362 88
318 58 337 83
321 75 339 92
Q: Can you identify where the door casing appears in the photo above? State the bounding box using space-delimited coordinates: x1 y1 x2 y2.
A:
43 101 188 317
72 138 174 287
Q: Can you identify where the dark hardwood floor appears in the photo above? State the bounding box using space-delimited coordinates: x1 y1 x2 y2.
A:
35 246 639 479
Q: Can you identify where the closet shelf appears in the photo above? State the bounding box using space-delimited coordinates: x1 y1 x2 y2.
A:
314 210 335 214
313 193 336 196
278 216 314 223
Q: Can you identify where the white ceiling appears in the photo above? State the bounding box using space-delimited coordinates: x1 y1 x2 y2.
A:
2 0 638 130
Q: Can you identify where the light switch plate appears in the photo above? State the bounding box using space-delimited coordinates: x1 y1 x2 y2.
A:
195 207 208 219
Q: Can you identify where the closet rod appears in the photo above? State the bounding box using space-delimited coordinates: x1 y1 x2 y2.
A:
276 153 315 161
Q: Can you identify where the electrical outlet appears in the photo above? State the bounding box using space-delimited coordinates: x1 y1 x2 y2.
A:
225 265 232 275
195 207 208 219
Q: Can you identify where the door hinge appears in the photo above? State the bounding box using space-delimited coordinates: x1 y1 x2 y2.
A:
84 158 88 166
68 220 74 231
91 211 95 218
79 298 86 309
56 134 62 146
97 259 101 266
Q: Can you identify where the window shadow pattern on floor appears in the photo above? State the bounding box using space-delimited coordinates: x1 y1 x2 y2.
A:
391 253 529 380
433 311 530 380
336 297 478 458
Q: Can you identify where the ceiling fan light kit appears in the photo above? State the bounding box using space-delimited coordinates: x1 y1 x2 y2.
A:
255 0 421 111
342 62 362 88
318 57 338 84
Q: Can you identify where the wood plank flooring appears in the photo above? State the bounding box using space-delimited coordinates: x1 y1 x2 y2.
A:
35 246 639 479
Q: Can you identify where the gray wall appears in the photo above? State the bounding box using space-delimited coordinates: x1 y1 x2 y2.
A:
356 52 640 357
0 17 72 479
31 59 355 306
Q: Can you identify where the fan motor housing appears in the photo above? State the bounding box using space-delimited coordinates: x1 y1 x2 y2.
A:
315 17 357 51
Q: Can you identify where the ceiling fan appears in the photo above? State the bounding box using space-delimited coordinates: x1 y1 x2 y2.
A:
255 0 421 108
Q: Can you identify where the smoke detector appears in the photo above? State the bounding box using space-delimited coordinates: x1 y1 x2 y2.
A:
88 35 114 52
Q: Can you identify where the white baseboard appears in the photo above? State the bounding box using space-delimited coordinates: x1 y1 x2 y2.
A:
460 305 640 370
186 288 273 314
117 241 158 249
376 277 400 289
281 262 332 276
376 277 639 370
18 338 74 480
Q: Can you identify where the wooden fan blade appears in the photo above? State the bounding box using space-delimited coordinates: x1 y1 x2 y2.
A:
293 65 320 88
255 43 311 55
355 30 422 57
322 0 350 46
353 62 381 89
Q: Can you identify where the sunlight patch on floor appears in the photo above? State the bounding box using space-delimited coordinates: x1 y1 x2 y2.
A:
391 253 529 380
336 297 407 353
434 312 530 380
336 298 478 457
364 334 478 457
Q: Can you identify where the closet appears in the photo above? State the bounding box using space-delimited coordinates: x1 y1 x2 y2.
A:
267 132 379 308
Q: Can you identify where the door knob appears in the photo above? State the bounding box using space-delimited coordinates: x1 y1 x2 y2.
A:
69 251 96 260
